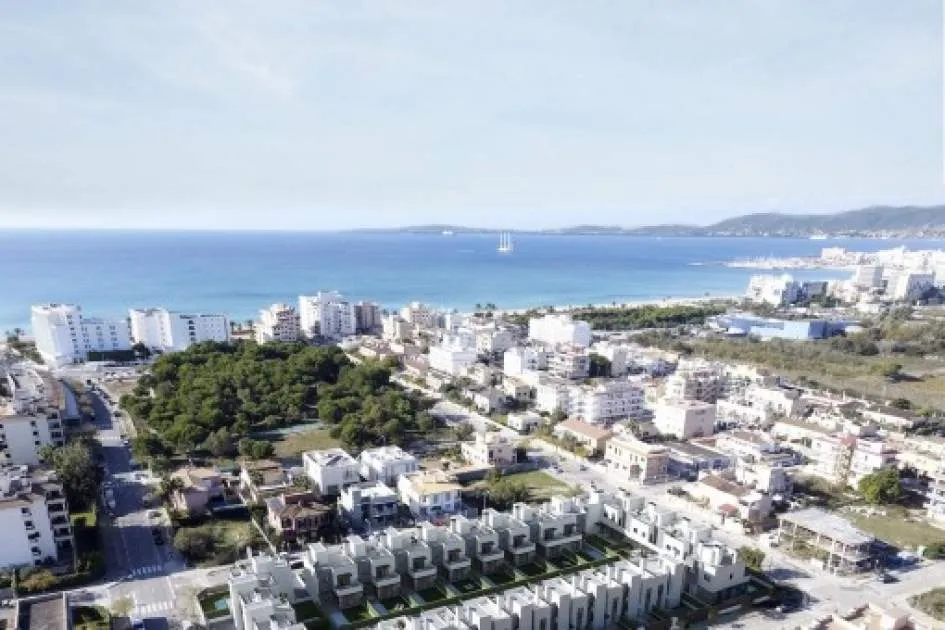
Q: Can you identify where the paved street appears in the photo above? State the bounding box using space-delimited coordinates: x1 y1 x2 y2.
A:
86 387 185 621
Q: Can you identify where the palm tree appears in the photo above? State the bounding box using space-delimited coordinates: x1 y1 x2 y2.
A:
159 475 184 500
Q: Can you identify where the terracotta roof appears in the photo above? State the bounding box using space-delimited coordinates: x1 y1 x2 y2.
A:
698 474 749 498
555 418 612 440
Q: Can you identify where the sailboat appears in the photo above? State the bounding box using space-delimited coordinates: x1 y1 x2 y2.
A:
497 232 514 253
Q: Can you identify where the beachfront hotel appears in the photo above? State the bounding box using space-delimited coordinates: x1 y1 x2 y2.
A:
30 303 132 365
129 307 229 352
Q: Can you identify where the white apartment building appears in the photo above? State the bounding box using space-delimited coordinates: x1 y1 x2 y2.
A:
664 359 727 403
605 435 669 484
527 314 591 348
889 271 934 301
382 315 412 342
255 304 300 344
713 430 780 462
81 317 133 356
460 432 517 468
927 466 945 523
502 347 548 377
590 342 629 376
852 265 884 290
354 301 381 333
811 434 856 483
129 308 229 352
302 449 361 495
358 446 418 486
0 467 73 568
400 302 441 329
534 377 570 414
652 399 717 439
31 304 132 365
428 336 478 377
849 437 897 484
745 274 803 306
298 292 357 340
568 380 646 424
547 348 590 380
397 471 463 518
1 368 66 465
475 328 515 356
506 411 542 434
716 384 801 427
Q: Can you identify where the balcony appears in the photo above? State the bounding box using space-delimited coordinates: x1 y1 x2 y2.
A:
371 568 401 589
408 558 437 580
333 575 363 598
444 549 472 571
54 528 72 540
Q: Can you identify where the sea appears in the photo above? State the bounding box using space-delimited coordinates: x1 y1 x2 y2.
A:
1 230 942 332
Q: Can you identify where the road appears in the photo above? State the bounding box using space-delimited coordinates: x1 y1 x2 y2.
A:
87 387 185 620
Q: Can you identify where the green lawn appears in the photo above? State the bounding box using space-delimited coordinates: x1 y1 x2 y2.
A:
517 561 549 577
197 587 230 619
291 600 322 622
911 588 945 622
344 603 377 623
73 606 109 630
847 509 945 550
378 595 411 613
501 470 570 490
489 568 517 585
416 586 447 603
452 578 485 594
274 428 341 458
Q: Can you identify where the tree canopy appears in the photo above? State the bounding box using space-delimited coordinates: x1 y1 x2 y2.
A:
858 467 902 505
571 304 726 331
122 341 431 452
39 437 102 510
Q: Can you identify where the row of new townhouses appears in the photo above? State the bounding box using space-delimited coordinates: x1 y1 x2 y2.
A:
224 489 750 629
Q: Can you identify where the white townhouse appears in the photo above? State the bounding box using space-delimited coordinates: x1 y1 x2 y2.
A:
338 481 399 530
129 307 229 352
31 304 132 365
397 470 463 519
358 445 419 486
527 313 591 348
302 448 361 496
460 432 517 468
255 303 300 343
298 292 357 340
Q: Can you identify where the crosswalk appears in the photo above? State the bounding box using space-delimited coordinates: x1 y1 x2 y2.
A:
134 600 174 616
131 564 163 576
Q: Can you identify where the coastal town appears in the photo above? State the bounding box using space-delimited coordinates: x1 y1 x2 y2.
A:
3 249 945 630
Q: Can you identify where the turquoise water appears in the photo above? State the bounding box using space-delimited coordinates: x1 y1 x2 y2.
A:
1 230 938 331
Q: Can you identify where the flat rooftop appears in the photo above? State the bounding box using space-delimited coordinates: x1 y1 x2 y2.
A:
23 595 66 630
779 508 872 546
666 441 728 460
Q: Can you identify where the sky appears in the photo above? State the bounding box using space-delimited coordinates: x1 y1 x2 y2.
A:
0 1 942 230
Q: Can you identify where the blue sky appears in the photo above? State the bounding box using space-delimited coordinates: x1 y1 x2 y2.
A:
0 1 941 230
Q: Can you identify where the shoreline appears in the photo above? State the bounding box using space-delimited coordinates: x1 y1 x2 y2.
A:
489 294 740 317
